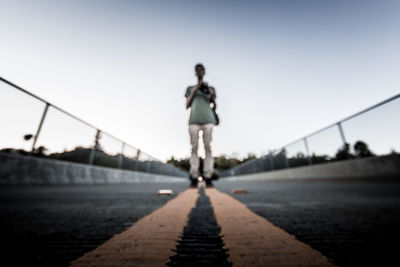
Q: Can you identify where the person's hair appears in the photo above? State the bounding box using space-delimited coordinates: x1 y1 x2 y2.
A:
195 63 205 71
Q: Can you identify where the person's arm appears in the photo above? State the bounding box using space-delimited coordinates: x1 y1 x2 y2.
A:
186 83 202 109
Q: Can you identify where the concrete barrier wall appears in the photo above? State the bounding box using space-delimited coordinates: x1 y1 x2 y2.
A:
0 153 187 185
222 154 400 181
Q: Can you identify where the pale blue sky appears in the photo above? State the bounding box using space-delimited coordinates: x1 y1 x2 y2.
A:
1 0 399 161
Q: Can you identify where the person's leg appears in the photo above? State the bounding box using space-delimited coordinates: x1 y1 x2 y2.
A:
202 123 214 181
189 124 201 179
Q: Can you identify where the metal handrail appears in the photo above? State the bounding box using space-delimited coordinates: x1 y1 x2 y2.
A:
281 92 400 149
0 75 159 162
224 91 400 175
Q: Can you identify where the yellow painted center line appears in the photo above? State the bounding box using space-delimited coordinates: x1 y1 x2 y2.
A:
70 188 199 267
206 188 337 267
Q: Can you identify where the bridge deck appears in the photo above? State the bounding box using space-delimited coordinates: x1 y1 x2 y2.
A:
1 177 399 266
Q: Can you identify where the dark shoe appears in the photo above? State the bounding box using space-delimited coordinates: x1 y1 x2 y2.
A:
205 178 213 187
211 170 219 180
190 178 198 188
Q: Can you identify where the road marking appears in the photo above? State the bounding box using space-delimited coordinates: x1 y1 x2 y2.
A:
167 186 231 266
69 188 198 267
206 188 337 267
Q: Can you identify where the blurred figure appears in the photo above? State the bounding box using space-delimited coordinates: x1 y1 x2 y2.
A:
185 63 218 187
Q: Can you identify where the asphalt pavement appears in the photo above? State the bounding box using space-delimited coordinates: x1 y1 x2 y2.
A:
1 177 399 266
0 182 187 266
214 177 400 266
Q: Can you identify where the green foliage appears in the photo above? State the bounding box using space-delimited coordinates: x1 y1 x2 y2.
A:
1 146 160 173
167 153 259 172
167 156 190 172
49 147 93 164
1 139 379 176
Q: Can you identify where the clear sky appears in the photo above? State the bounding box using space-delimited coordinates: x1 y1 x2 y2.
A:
1 0 399 161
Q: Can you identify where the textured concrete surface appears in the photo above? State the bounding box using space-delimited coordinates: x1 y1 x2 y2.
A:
0 152 187 184
214 177 400 267
0 182 189 266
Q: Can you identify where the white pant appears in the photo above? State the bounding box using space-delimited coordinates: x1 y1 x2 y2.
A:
189 123 214 178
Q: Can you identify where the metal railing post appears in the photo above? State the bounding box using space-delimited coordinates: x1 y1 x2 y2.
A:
337 122 347 146
303 137 312 165
89 130 100 165
31 103 50 152
118 142 125 169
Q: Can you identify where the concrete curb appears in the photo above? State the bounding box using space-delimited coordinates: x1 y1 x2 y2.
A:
221 154 400 181
0 153 187 184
